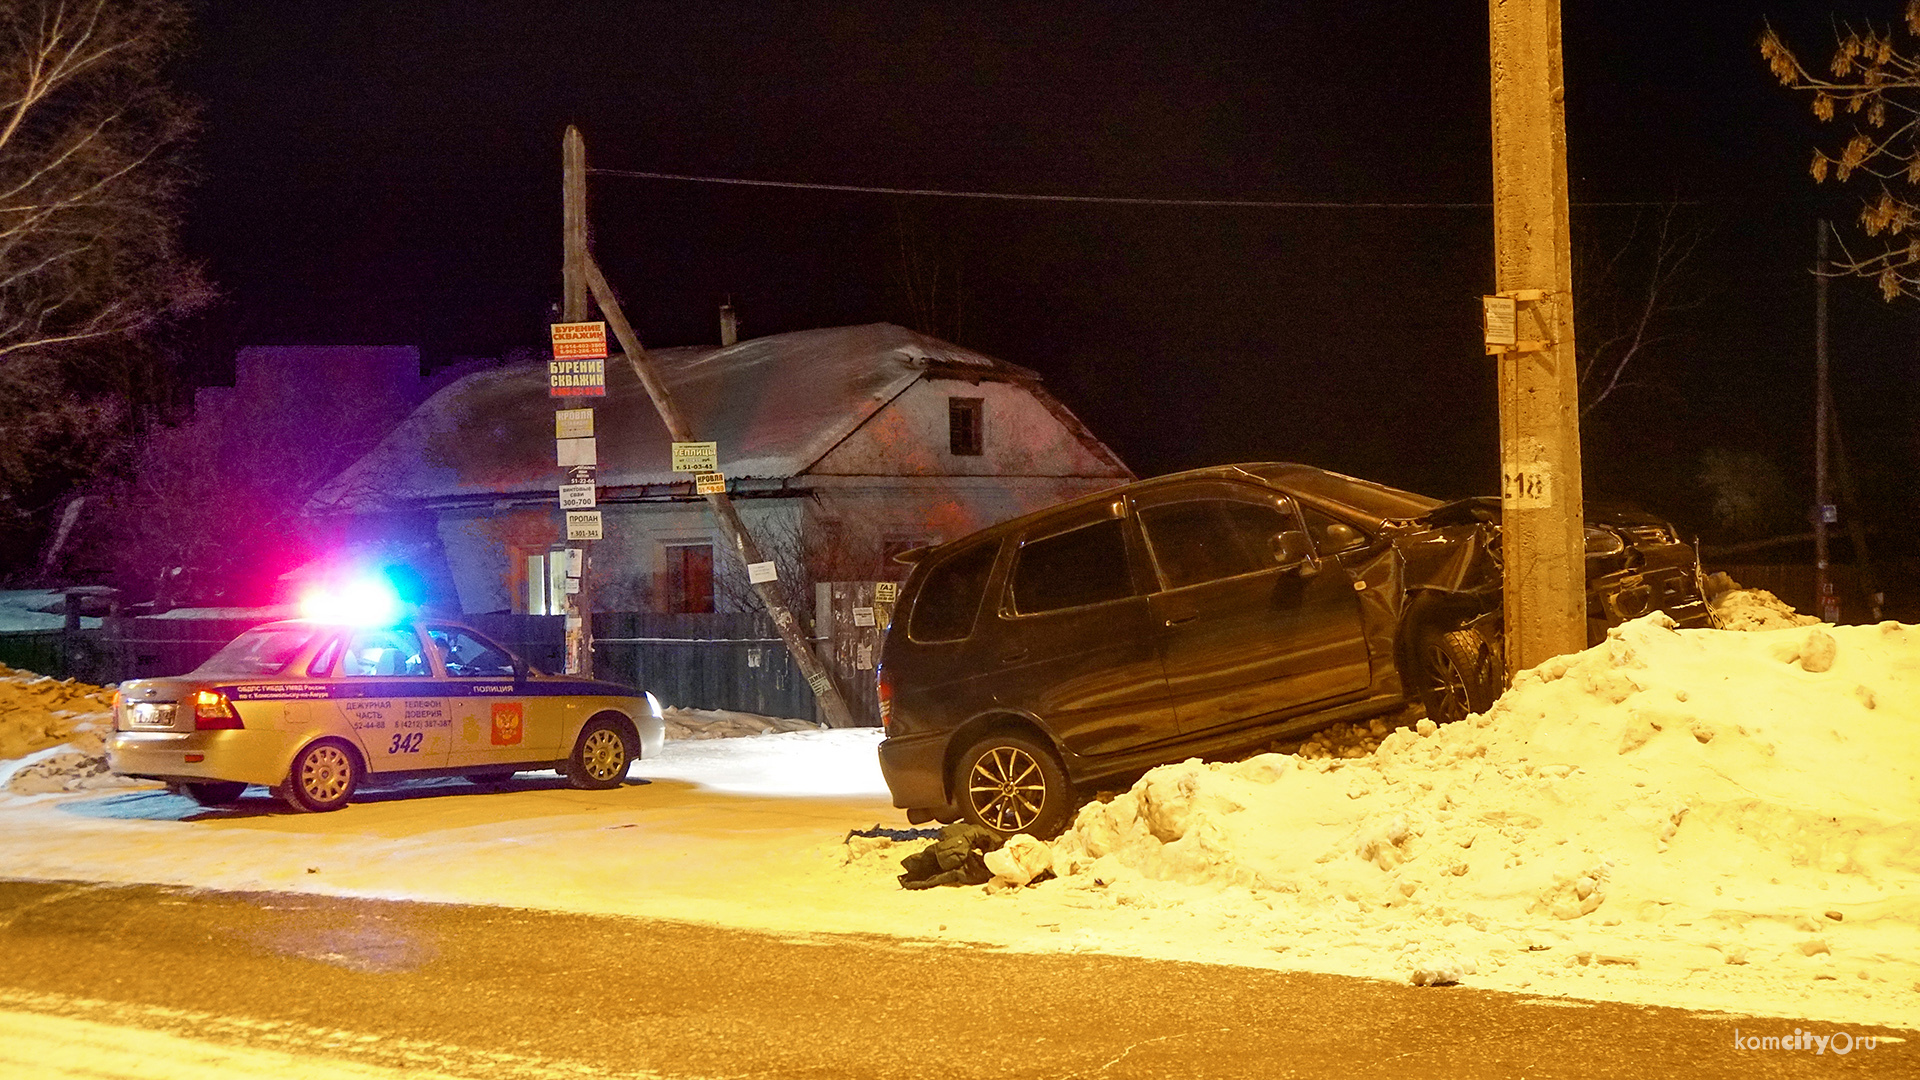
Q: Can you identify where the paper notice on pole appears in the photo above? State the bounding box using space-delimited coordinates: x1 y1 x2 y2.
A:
694 471 726 495
555 408 594 439
563 576 581 595
1501 461 1553 509
559 484 596 509
671 441 718 473
565 510 603 541
566 548 584 575
1483 295 1517 347
856 644 873 670
873 581 898 603
557 437 596 467
747 560 778 584
852 606 876 627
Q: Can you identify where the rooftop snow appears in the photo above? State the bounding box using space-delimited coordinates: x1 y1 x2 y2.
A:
309 323 1029 513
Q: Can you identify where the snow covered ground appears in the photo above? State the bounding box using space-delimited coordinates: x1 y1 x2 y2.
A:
0 592 1915 1032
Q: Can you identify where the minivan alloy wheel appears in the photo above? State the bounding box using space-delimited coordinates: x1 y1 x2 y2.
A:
955 734 1073 839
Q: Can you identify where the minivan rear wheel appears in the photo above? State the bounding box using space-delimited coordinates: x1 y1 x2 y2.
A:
954 734 1073 840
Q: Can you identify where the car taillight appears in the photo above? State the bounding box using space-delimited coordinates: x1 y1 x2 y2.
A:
111 689 123 728
877 668 893 731
194 690 243 730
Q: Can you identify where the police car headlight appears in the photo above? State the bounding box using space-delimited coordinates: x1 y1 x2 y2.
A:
644 691 664 720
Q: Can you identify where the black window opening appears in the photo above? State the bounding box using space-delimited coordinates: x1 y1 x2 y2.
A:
1010 518 1136 614
908 542 999 642
948 397 984 456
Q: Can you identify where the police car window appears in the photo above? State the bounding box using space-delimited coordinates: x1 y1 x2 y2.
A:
1010 518 1134 614
306 635 344 677
1301 506 1367 553
192 628 319 678
908 542 998 643
340 628 432 677
427 627 517 677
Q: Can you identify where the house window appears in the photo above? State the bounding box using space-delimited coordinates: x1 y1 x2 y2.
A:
948 397 983 456
665 542 715 614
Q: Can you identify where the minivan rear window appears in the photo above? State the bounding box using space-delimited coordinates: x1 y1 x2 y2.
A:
908 542 999 642
1011 518 1134 614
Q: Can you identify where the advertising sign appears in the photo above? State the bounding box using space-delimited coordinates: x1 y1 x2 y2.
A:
550 321 608 359
565 510 603 541
1482 295 1517 348
671 441 718 473
559 484 597 509
555 408 594 439
694 471 726 495
747 560 778 584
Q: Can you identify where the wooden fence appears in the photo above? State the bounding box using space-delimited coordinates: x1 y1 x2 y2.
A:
0 610 854 725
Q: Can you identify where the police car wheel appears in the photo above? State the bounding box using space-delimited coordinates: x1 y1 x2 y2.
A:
566 718 633 790
283 739 360 812
182 781 247 806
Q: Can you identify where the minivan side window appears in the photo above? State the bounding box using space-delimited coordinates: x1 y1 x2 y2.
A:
1141 498 1302 590
1010 518 1135 614
908 543 999 643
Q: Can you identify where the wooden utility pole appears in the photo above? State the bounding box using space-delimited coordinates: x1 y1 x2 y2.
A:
1814 221 1838 623
559 127 855 726
1488 0 1588 672
582 258 856 727
561 126 595 676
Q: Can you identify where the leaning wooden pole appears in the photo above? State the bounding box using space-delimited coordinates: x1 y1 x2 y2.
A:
581 256 857 727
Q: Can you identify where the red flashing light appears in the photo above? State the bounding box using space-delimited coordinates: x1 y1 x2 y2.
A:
193 690 243 730
184 753 205 763
876 668 893 731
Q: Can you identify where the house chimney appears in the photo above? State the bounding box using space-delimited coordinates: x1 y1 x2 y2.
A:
719 302 739 347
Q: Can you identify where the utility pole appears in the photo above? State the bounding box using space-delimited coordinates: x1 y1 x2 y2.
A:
1488 0 1588 673
559 127 855 726
1814 222 1838 624
583 258 856 727
561 126 595 676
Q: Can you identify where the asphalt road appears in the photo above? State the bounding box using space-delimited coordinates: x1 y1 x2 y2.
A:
0 880 1908 1079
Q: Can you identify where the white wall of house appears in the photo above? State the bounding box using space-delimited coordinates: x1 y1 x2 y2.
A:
809 377 1122 478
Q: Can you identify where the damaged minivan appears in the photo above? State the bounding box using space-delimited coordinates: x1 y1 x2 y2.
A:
875 463 1710 839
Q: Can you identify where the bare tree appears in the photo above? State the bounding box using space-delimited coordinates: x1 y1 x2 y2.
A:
0 0 209 358
0 0 209 577
1761 4 1920 299
1572 204 1703 415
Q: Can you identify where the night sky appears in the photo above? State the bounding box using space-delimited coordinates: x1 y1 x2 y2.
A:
175 1 1919 531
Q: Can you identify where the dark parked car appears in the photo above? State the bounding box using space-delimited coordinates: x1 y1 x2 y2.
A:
875 463 1709 838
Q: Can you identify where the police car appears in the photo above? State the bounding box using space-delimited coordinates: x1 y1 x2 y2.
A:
108 609 665 812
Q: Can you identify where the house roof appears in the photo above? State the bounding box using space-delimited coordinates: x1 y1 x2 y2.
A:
309 323 1054 513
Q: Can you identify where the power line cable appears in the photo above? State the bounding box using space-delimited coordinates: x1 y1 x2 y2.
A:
586 168 1691 209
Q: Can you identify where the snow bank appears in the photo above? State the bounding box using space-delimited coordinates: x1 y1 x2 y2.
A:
1036 613 1920 1010
0 665 127 794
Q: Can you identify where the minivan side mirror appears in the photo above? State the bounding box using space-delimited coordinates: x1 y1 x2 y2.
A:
1271 530 1321 577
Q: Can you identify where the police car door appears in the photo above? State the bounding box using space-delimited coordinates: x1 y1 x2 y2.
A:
429 626 560 768
334 625 449 772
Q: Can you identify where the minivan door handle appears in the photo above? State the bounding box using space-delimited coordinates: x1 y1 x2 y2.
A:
1163 612 1200 627
999 648 1029 664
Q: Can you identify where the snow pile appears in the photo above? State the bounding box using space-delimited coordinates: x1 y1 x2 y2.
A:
0 665 124 793
1708 579 1823 632
1043 613 1920 1000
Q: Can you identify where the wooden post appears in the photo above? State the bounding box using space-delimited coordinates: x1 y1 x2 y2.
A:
1814 222 1838 624
562 125 595 676
582 256 856 727
1488 0 1588 672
